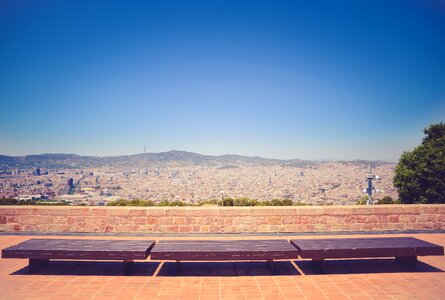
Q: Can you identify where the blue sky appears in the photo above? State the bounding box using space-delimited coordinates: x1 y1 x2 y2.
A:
0 0 444 161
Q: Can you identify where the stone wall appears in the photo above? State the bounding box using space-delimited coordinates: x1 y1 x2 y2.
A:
0 205 444 234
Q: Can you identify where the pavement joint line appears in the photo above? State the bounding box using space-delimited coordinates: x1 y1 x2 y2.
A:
154 273 166 300
290 260 304 276
307 275 329 299
348 275 384 300
178 277 184 298
272 275 286 299
254 276 265 300
84 276 102 299
292 275 308 300
198 277 202 300
112 275 130 300
132 275 147 300
152 261 163 277
219 277 222 300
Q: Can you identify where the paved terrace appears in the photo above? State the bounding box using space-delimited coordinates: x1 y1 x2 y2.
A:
1 233 444 300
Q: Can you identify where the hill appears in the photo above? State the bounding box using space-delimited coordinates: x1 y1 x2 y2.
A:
0 150 393 171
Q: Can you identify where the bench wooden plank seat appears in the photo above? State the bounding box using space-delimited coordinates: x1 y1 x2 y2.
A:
150 239 299 274
2 239 155 272
150 240 299 261
291 237 444 270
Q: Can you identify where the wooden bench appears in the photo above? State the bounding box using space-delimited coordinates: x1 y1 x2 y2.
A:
291 237 444 271
1 239 156 273
3 237 443 275
150 239 299 274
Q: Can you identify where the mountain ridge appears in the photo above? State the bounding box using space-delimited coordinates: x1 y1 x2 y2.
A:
0 150 394 170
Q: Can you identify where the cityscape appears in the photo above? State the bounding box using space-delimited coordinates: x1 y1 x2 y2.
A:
0 1 444 299
0 151 397 205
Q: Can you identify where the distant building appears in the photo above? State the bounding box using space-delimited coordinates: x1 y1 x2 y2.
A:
101 189 112 197
18 194 42 201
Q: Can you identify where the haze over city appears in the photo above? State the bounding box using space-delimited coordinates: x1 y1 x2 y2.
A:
1 0 444 162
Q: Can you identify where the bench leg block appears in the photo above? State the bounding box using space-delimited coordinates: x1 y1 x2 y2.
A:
266 260 275 275
176 260 181 275
395 256 418 269
123 260 134 275
312 259 324 273
29 259 49 273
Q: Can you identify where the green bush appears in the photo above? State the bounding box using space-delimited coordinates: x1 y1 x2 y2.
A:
377 196 393 205
233 197 259 206
2 197 303 207
0 198 69 206
0 198 17 205
222 198 234 206
376 196 401 205
198 199 220 206
356 196 368 205
156 200 188 206
107 199 155 206
270 198 294 206
169 200 188 206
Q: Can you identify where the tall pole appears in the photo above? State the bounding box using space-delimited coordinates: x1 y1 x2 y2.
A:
366 164 375 205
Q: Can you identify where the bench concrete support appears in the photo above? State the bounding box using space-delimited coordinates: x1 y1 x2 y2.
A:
395 256 418 268
266 259 275 275
29 258 49 272
311 258 324 272
176 260 181 274
123 260 134 275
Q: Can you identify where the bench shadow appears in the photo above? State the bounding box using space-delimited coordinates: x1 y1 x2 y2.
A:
11 261 159 276
157 261 300 276
295 259 444 275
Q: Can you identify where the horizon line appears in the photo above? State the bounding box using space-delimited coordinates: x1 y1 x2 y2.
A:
0 150 397 164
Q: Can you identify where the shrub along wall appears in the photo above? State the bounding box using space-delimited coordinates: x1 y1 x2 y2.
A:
0 205 444 234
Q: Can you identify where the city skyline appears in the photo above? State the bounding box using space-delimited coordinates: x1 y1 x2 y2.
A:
1 0 444 161
0 149 397 163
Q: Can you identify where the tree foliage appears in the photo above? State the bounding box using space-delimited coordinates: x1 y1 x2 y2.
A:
394 122 445 204
107 199 155 206
106 197 298 207
356 196 368 205
0 198 69 206
376 196 400 205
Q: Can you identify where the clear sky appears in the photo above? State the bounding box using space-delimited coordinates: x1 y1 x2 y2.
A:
0 0 444 162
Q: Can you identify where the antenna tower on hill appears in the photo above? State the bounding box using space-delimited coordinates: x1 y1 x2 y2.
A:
364 164 380 205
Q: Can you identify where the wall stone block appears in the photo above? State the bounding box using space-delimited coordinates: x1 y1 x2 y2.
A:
0 204 443 234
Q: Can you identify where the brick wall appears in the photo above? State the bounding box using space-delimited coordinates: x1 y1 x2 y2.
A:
0 205 444 234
